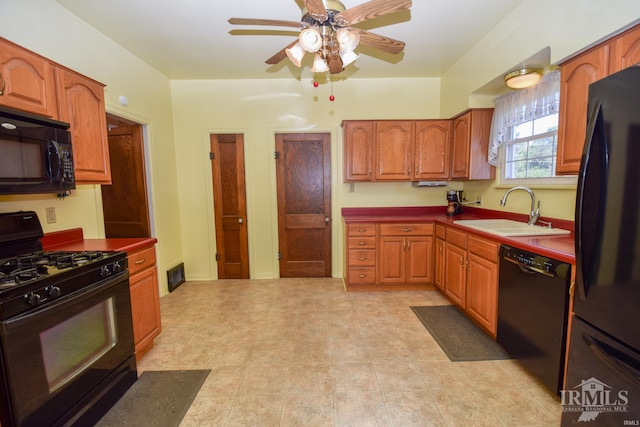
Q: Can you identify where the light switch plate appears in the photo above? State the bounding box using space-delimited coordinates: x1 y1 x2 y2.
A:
46 207 56 224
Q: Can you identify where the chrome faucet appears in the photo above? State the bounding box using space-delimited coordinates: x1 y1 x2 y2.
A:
500 186 540 226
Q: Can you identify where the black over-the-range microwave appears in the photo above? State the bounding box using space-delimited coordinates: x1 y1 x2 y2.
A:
0 106 75 195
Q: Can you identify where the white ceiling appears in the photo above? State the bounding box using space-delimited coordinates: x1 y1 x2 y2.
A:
55 0 527 80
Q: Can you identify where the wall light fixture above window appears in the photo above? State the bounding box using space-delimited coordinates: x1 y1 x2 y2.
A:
504 68 544 89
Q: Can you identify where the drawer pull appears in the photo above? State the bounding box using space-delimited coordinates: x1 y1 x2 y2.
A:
359 274 367 278
402 227 413 232
358 228 367 232
134 258 146 265
358 241 366 245
358 257 367 261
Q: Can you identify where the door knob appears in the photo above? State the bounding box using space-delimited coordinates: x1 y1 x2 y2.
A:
238 218 244 224
324 217 330 223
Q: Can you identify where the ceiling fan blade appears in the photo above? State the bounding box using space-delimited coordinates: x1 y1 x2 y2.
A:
228 18 301 28
265 40 298 65
305 0 328 22
352 28 405 55
334 0 412 26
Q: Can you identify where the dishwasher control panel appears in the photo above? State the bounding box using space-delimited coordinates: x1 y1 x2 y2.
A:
501 245 570 279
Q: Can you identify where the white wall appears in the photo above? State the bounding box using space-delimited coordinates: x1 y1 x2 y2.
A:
440 0 639 222
0 0 183 295
170 77 445 280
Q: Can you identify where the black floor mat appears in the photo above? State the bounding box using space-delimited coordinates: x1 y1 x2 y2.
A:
96 369 210 426
411 305 511 361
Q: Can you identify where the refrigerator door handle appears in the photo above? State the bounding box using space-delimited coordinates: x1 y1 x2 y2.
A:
583 332 640 384
575 101 608 299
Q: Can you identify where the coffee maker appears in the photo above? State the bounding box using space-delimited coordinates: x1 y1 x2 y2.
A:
446 190 464 216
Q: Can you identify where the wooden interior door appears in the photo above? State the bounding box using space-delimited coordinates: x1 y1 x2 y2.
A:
276 133 331 277
210 134 250 279
101 121 150 238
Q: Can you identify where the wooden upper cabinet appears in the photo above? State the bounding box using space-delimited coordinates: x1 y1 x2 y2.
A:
557 46 609 175
343 120 374 182
609 24 640 73
414 120 451 180
375 120 414 180
55 67 111 184
0 38 58 118
450 109 494 180
557 24 639 175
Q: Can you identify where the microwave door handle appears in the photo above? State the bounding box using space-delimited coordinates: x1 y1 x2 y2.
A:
47 140 62 183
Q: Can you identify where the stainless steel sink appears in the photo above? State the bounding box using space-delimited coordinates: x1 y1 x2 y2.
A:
453 219 571 237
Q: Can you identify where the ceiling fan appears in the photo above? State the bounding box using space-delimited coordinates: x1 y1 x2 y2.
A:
228 0 412 75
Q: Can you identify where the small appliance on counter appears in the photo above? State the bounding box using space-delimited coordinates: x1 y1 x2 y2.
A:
446 190 464 216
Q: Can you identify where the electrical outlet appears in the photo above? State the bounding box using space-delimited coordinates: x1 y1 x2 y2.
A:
46 207 56 224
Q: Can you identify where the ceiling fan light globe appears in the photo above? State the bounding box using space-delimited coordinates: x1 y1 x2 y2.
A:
311 53 329 72
299 27 323 52
285 43 306 67
335 28 359 51
339 49 359 67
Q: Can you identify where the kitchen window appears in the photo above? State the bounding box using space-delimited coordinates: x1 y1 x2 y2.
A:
489 70 575 186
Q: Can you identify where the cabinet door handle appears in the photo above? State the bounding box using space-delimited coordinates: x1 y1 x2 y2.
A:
459 256 465 267
0 73 4 96
368 168 372 177
407 240 411 250
466 259 470 271
135 258 146 265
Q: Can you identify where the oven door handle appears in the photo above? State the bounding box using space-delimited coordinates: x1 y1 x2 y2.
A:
1 272 128 332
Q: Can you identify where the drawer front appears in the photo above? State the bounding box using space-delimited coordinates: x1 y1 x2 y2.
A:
379 223 434 236
348 249 376 267
127 246 157 276
348 267 376 284
435 224 446 239
467 234 499 261
446 227 467 248
347 223 376 236
348 237 376 249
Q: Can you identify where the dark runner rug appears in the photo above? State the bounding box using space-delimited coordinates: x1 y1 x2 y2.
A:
96 369 210 426
411 305 511 362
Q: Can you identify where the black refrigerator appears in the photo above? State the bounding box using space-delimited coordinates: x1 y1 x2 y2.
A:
562 66 640 425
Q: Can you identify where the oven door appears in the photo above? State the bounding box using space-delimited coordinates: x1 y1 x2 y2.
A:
0 272 136 427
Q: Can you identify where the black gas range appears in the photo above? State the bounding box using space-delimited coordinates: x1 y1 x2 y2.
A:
0 211 136 427
0 249 127 320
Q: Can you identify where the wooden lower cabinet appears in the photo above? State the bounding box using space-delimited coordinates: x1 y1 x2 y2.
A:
127 245 162 361
378 223 434 284
441 226 499 336
345 223 377 286
434 225 446 291
465 235 499 336
443 231 467 307
344 221 434 290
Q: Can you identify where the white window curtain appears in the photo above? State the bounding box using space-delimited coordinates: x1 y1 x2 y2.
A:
488 70 561 166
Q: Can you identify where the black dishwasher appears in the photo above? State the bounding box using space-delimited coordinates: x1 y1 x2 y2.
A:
497 245 571 395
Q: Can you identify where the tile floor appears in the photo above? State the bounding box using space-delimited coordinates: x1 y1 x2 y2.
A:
136 278 562 426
